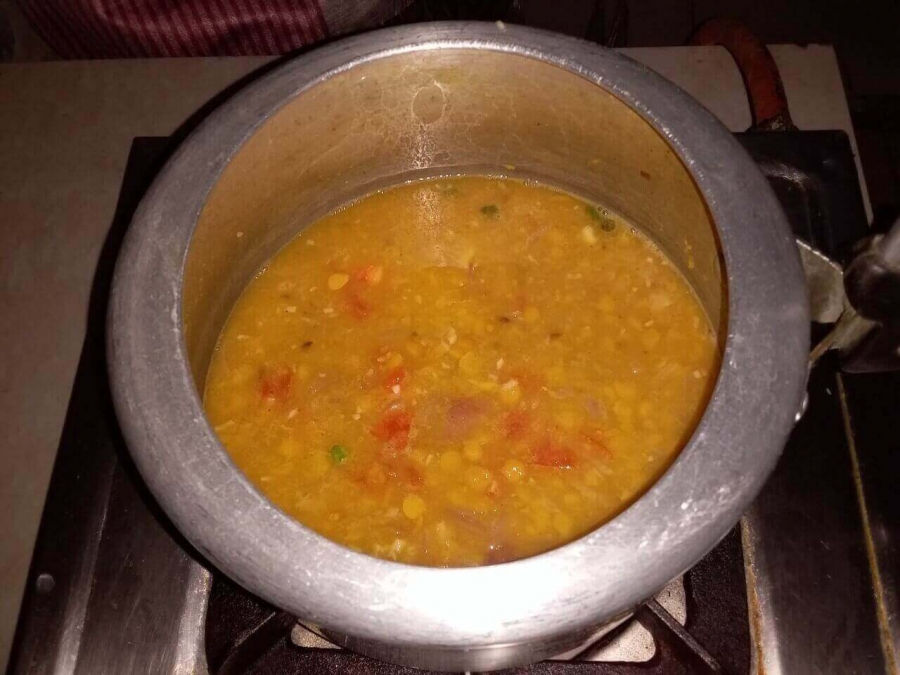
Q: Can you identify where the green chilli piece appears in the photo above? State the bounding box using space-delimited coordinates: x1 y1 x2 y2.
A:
480 204 500 217
585 205 616 232
330 444 349 464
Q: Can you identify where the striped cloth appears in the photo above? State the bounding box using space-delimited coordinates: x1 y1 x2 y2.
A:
17 0 407 58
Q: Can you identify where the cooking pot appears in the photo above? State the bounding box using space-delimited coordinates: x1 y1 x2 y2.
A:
108 22 809 672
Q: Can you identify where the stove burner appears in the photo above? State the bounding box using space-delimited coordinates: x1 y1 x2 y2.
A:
285 579 688 662
9 131 895 675
553 578 687 663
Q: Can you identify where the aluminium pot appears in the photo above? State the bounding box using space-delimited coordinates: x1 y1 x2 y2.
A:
108 22 809 672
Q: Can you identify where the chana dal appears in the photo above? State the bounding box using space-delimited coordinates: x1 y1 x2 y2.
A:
204 177 719 566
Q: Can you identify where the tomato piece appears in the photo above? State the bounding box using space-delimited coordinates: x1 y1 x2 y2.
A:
344 292 371 319
387 460 423 487
531 439 575 468
350 461 388 494
371 410 412 449
354 264 384 285
502 410 530 440
508 368 542 395
582 430 613 460
383 366 406 389
259 364 292 402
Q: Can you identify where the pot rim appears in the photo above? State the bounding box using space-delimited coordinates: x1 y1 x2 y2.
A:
108 22 809 652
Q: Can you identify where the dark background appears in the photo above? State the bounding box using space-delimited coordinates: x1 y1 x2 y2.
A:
1 0 897 228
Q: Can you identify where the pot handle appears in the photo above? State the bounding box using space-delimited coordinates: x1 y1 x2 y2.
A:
808 216 900 372
690 20 900 370
690 17 795 132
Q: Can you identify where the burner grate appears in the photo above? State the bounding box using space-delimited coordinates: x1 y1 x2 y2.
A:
284 578 687 664
205 528 748 675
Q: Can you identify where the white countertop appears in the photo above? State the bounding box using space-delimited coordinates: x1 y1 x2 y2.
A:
0 44 867 671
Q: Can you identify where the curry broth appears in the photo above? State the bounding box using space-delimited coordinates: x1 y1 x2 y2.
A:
204 177 719 566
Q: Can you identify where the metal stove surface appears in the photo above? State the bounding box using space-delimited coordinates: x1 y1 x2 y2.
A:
8 131 897 675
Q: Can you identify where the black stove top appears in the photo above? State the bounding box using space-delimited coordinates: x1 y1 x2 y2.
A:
8 131 897 675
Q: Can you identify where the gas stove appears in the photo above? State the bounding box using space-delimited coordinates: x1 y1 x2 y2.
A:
8 131 897 675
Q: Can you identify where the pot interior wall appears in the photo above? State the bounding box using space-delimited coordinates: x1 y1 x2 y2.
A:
183 49 724 389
